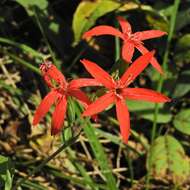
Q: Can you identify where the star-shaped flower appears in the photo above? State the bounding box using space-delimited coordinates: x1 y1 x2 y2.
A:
33 61 100 135
83 16 167 74
80 51 170 143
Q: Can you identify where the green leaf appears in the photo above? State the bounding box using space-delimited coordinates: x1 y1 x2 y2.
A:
82 120 118 190
173 70 190 97
126 100 172 123
72 0 121 45
173 109 190 135
147 135 190 185
0 155 14 190
146 14 168 32
67 148 99 190
67 98 76 124
74 102 118 190
21 180 47 190
175 34 190 51
16 0 48 16
174 34 190 65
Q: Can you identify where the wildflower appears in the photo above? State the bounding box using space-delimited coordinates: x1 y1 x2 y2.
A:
80 51 170 143
33 61 101 135
83 16 167 74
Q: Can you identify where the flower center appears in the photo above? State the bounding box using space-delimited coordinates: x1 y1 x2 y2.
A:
123 33 131 41
115 88 123 94
40 61 52 72
57 84 68 95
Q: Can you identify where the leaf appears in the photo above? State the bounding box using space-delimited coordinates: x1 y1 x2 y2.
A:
173 70 190 97
175 34 190 51
173 109 190 135
16 0 48 16
146 14 169 32
126 100 172 123
118 2 169 32
0 155 14 190
21 180 47 190
119 2 166 21
82 120 118 190
72 0 121 45
67 97 76 124
74 102 118 190
174 34 190 65
67 148 99 190
147 135 190 185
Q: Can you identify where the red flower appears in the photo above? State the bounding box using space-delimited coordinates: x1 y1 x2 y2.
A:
83 16 167 74
80 51 170 143
33 61 101 135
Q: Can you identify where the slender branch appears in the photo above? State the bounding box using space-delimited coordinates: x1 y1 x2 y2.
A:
151 0 180 143
146 1 180 190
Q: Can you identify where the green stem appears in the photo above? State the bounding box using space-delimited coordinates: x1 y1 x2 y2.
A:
114 14 120 62
1 50 41 75
151 0 180 143
14 137 78 190
66 48 86 73
33 7 59 68
115 35 120 62
0 37 44 59
147 1 180 189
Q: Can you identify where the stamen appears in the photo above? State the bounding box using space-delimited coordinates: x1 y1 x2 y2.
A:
125 74 133 86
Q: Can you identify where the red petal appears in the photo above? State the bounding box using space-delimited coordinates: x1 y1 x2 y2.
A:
117 16 132 34
80 59 116 89
82 92 115 116
122 42 135 63
43 74 53 88
69 89 91 107
134 30 167 41
33 90 58 125
122 88 171 102
120 50 155 85
82 26 124 39
136 44 163 74
116 99 130 143
69 78 102 89
51 96 67 135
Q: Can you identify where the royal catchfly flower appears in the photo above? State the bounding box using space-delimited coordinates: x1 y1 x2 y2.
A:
33 61 101 135
80 51 171 143
83 16 167 74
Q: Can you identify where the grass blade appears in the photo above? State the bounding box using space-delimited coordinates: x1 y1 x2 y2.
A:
73 101 118 190
0 37 44 59
5 51 40 74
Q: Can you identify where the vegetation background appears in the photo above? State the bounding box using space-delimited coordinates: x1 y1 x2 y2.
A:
0 0 190 189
